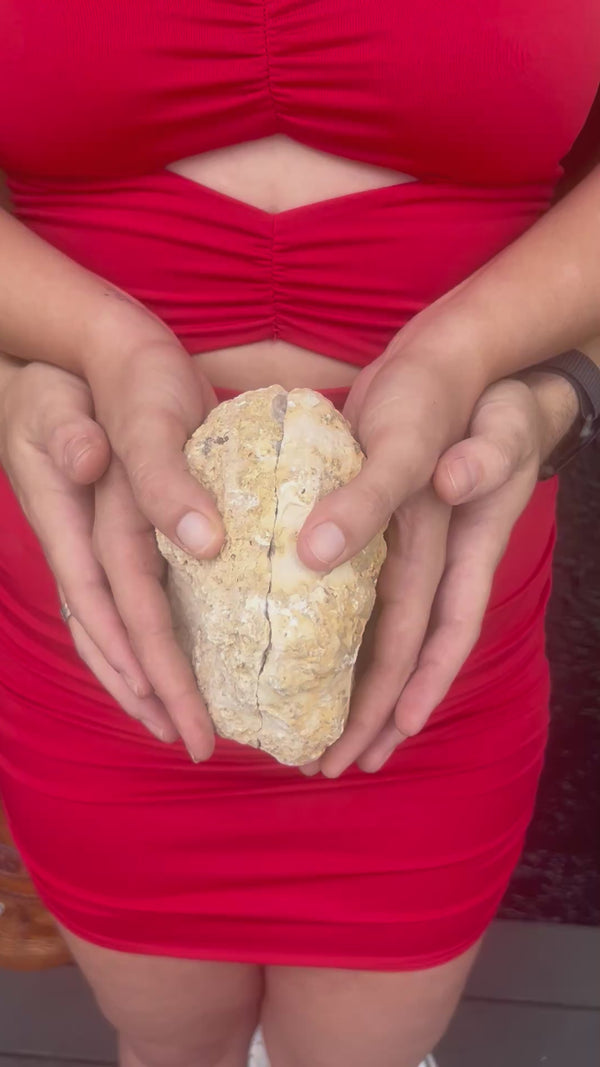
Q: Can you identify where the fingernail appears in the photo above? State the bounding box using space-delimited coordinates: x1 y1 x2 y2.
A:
141 718 167 742
185 741 203 764
364 758 386 774
299 764 320 777
447 457 477 499
308 522 346 564
176 512 216 555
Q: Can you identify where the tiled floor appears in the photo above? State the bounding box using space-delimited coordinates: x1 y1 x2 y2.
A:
0 921 598 1067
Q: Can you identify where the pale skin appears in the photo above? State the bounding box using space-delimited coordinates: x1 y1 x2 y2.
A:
0 136 599 1065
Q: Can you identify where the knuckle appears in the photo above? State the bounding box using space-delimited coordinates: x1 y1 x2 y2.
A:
496 416 537 473
126 457 166 513
351 703 389 737
357 477 394 524
166 682 199 709
139 617 171 643
126 613 172 655
446 612 480 646
119 403 181 452
112 412 148 463
47 422 89 465
493 437 518 478
63 574 105 617
129 464 195 532
510 413 536 460
346 708 376 736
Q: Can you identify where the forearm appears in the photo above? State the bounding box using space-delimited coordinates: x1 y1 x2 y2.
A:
524 370 579 461
0 208 173 376
396 166 600 387
522 337 600 461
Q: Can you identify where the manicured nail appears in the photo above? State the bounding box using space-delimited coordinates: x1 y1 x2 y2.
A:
141 718 167 742
176 512 216 555
308 522 346 564
447 457 477 499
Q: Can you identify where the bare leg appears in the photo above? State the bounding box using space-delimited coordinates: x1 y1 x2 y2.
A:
58 924 263 1067
262 939 482 1067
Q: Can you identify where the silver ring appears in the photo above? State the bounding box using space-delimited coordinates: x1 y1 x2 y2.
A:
59 603 73 624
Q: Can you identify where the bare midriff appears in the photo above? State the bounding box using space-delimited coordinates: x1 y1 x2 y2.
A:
167 135 417 391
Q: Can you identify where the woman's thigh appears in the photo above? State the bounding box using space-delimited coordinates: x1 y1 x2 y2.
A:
262 939 482 1067
58 924 263 1067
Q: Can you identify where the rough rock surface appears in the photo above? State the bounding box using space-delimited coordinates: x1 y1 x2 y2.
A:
156 385 387 765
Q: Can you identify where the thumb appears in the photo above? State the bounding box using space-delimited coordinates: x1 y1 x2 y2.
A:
30 373 112 486
118 410 225 557
435 380 539 505
93 346 226 559
296 448 424 571
434 426 526 506
296 351 467 571
47 416 111 486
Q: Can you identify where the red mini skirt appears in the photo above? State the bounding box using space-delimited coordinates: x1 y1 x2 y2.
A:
0 385 555 970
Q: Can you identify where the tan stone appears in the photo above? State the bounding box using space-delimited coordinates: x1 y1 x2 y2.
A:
156 386 387 765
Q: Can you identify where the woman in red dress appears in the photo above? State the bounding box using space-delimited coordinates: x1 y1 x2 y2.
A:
0 3 599 1064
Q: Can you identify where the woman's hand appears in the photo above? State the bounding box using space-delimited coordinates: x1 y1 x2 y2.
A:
296 339 483 570
302 372 578 778
0 361 179 743
77 324 234 761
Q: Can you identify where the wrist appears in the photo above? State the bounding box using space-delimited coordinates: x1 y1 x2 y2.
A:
387 307 491 414
79 291 180 381
521 370 580 462
392 256 600 391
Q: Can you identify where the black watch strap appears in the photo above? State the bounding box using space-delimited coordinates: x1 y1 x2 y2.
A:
536 350 600 479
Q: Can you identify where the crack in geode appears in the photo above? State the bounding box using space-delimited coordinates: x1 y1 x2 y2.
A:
255 390 288 749
156 385 387 765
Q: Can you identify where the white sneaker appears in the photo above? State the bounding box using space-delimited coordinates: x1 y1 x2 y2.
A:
248 1030 438 1067
248 1029 269 1067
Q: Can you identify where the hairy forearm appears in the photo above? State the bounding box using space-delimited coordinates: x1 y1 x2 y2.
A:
396 166 600 387
0 209 173 376
523 337 600 460
525 371 579 460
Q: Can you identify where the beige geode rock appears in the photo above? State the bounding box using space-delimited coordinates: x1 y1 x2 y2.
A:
156 386 387 765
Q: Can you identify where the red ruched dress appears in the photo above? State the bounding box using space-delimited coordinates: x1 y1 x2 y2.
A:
0 2 598 969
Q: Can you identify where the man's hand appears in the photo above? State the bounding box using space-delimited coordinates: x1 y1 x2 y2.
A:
1 342 232 760
0 362 178 744
302 376 570 777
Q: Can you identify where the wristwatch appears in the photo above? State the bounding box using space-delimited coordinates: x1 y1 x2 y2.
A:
532 350 600 479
